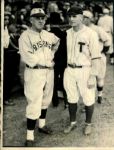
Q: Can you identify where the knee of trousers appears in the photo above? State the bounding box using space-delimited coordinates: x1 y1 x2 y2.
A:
67 98 79 104
83 99 95 106
97 79 104 87
26 103 42 120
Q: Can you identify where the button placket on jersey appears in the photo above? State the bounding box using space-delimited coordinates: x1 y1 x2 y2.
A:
39 32 47 66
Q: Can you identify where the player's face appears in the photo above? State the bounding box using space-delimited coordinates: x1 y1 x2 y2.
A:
4 16 10 26
30 16 46 31
83 16 91 26
68 14 83 27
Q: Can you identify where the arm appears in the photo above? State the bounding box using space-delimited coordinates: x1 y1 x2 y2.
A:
98 27 111 54
51 33 60 53
88 31 101 88
19 33 40 67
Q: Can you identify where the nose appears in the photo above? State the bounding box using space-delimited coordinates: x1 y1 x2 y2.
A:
70 16 74 21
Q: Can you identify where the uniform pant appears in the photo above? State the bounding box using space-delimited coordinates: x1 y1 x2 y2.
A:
97 54 106 79
64 66 96 106
24 68 54 120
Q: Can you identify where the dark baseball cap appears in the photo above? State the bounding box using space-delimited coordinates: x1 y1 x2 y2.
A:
67 6 83 16
30 8 46 17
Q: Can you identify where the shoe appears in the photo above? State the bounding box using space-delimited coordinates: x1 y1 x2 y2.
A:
38 126 52 134
64 104 69 109
81 107 86 113
25 140 34 147
83 123 92 135
110 58 114 65
64 123 77 134
97 96 102 104
4 100 15 106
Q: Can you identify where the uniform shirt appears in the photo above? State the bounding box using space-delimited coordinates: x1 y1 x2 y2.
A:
98 15 113 34
67 25 101 66
4 26 10 48
19 28 59 67
89 24 111 52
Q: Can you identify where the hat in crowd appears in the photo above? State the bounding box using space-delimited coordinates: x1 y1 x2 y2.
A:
103 8 109 14
4 11 11 16
30 8 46 17
67 5 83 16
83 10 93 19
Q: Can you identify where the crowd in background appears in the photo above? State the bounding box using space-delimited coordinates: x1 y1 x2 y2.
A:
3 0 113 106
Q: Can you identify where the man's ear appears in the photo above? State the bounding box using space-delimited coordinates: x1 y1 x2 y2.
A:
30 17 33 24
44 15 48 21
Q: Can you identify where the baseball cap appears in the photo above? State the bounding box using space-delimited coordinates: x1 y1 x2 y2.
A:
103 8 109 14
67 6 83 16
30 8 46 17
83 10 93 19
4 11 11 16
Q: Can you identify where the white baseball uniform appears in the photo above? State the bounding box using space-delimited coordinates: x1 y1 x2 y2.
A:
64 25 101 106
19 28 59 119
4 26 10 48
98 14 113 54
89 24 111 79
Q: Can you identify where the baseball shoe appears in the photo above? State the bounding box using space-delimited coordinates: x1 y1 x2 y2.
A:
81 107 86 113
110 58 114 65
25 140 34 147
38 126 52 134
64 123 77 134
64 104 69 109
83 123 92 136
97 96 102 104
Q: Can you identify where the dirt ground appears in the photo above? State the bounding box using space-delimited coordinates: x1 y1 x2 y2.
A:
2 61 114 148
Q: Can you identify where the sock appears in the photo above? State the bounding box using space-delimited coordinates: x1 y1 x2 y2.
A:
38 109 47 128
39 119 46 128
39 109 47 119
97 86 103 97
68 103 77 122
85 104 94 124
27 118 37 130
27 130 34 141
71 121 77 125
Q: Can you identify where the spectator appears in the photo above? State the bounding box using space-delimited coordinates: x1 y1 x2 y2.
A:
3 11 15 106
98 8 113 64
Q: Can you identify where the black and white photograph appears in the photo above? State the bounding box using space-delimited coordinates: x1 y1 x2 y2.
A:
1 0 114 149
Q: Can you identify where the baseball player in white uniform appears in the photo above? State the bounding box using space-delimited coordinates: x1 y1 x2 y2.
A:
98 8 113 64
83 10 111 104
63 6 101 135
19 6 59 146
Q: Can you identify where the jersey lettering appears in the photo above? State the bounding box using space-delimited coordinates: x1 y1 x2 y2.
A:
78 42 85 52
32 41 52 51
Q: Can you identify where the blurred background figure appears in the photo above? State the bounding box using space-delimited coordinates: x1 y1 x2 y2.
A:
45 6 68 108
3 11 15 106
98 8 113 65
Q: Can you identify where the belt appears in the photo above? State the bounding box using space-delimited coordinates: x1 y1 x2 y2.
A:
68 64 82 68
26 64 53 70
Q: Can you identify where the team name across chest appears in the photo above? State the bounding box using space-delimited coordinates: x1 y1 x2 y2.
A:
32 40 52 51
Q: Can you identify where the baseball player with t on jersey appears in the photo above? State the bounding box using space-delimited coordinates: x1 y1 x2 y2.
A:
83 10 111 104
19 6 60 147
63 6 101 135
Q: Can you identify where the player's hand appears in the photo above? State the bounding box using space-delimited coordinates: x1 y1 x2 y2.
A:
87 75 96 89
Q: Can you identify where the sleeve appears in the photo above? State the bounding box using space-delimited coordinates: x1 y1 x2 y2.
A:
19 33 39 67
89 31 101 59
4 28 10 48
51 33 60 52
89 31 101 76
98 27 111 47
